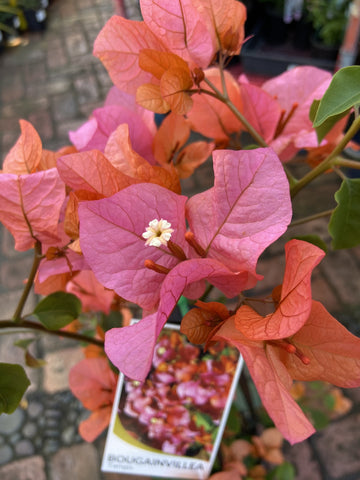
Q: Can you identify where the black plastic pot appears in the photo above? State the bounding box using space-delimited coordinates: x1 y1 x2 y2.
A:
310 34 339 61
23 8 47 32
262 7 289 45
292 18 314 50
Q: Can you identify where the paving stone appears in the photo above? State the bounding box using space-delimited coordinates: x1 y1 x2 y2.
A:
46 77 72 96
0 116 23 135
346 386 360 404
246 254 285 299
284 441 322 480
77 0 96 10
0 445 13 466
58 2 77 18
50 443 101 480
1 227 26 258
27 401 43 419
1 129 22 155
23 422 37 439
320 248 360 306
0 256 33 290
94 64 112 88
65 31 88 57
26 82 51 100
69 51 99 67
28 110 54 141
80 100 104 117
24 63 47 84
56 118 86 139
43 347 84 393
313 413 360 478
1 96 49 120
47 47 68 70
0 456 46 480
311 270 341 313
74 73 99 104
15 439 35 456
0 409 25 435
0 289 36 320
9 432 21 446
51 91 79 122
0 74 24 103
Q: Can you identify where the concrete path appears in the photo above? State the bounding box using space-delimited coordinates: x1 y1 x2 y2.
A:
0 0 360 479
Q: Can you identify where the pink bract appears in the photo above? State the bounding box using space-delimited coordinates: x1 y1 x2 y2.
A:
80 148 291 310
66 270 115 314
0 169 65 251
69 103 155 164
79 183 190 311
240 66 334 161
85 148 291 380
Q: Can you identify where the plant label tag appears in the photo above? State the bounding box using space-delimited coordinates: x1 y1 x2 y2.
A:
101 322 244 479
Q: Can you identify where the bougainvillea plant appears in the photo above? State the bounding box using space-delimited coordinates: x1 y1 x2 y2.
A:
1 0 360 477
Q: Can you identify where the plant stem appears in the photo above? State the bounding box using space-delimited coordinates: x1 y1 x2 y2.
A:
202 77 268 147
334 157 360 170
289 209 334 227
290 116 360 198
13 241 42 323
199 283 214 302
0 319 104 346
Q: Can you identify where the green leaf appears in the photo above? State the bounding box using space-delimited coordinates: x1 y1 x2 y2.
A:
309 99 320 123
14 338 35 350
32 292 82 330
329 178 360 249
0 363 30 414
324 393 336 410
310 98 349 142
100 311 124 332
177 296 189 316
308 409 329 430
268 462 296 480
313 66 360 129
14 338 46 369
291 235 327 253
25 351 46 369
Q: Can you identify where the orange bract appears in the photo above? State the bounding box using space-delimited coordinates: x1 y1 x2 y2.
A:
139 49 190 80
136 83 171 113
160 66 194 115
153 112 214 178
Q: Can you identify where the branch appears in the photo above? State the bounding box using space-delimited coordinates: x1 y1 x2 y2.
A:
13 241 42 323
290 116 360 198
202 77 268 147
289 209 334 227
0 319 104 347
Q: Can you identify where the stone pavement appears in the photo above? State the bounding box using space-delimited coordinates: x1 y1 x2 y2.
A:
0 0 360 479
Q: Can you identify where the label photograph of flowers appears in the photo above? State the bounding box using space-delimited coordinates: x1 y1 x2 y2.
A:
101 324 244 478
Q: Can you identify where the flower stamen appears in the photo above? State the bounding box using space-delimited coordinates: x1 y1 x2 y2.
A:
167 240 187 261
185 231 206 257
268 339 310 365
144 259 170 275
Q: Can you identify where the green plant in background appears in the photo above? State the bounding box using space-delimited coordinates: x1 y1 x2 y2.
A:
258 0 284 14
0 0 43 38
0 0 24 36
305 0 351 47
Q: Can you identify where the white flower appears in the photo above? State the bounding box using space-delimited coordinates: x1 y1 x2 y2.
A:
142 219 174 247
